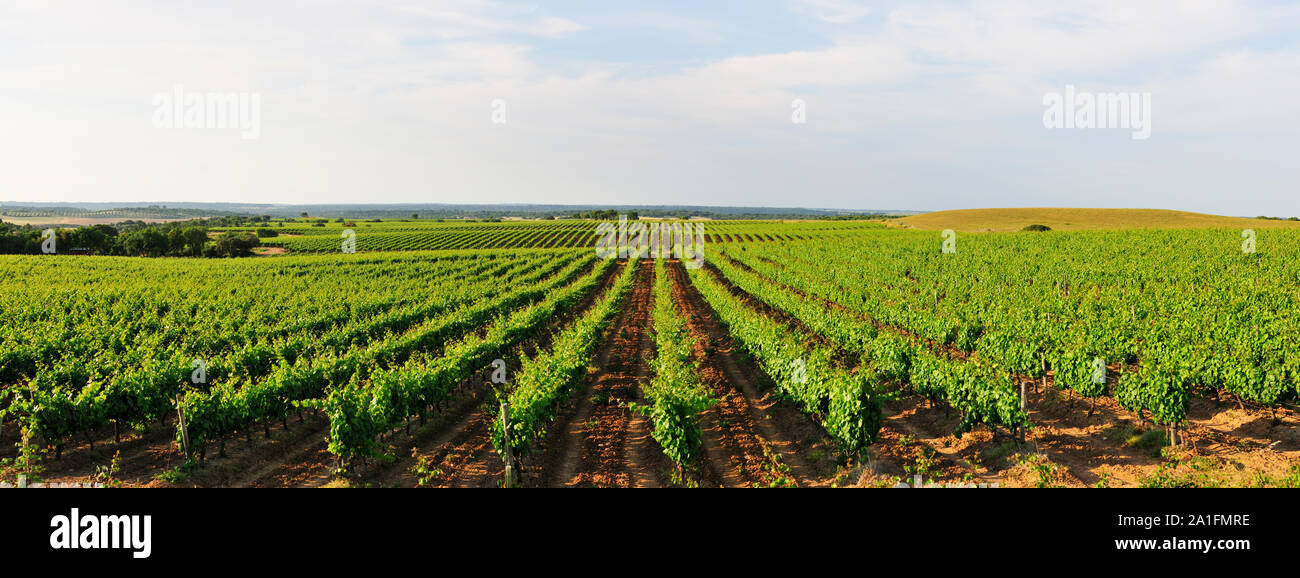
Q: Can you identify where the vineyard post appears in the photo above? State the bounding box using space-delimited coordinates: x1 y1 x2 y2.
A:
176 403 191 458
491 358 515 488
1039 354 1047 395
20 426 30 488
501 401 515 488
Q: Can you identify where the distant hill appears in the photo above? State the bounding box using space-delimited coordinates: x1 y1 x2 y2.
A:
0 205 241 226
0 202 918 222
891 208 1300 232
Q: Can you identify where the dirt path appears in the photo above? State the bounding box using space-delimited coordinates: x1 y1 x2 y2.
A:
534 259 667 487
177 414 333 487
417 384 505 488
32 416 187 486
380 260 635 488
856 367 1300 488
21 410 330 488
667 260 839 487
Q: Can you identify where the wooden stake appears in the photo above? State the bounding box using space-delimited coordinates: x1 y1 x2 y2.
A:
21 426 31 485
176 405 191 458
1040 355 1047 394
501 401 515 488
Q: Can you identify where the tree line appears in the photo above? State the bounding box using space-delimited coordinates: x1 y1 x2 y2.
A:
0 216 271 258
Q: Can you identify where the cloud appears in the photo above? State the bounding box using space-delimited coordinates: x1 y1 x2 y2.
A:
1 0 1298 215
386 0 586 39
1152 50 1300 133
792 0 872 24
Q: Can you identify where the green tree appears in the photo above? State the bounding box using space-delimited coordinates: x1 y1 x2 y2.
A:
121 228 169 257
181 226 209 256
208 232 258 258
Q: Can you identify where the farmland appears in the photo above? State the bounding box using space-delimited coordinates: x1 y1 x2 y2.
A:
893 207 1300 232
2 217 1299 487
215 218 870 253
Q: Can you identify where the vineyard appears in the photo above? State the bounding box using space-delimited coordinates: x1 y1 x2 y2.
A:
2 219 1299 487
217 219 871 254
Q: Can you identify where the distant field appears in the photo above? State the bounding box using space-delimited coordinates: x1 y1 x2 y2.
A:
217 218 877 253
1 206 232 227
891 208 1300 232
0 216 189 227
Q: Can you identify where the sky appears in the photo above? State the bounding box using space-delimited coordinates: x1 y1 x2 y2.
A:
1 0 1298 215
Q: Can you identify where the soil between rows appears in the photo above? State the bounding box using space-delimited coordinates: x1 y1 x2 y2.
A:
533 259 667 488
712 247 1300 487
667 259 841 487
334 257 631 488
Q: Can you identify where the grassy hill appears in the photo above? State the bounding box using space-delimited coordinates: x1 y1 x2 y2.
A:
890 208 1300 232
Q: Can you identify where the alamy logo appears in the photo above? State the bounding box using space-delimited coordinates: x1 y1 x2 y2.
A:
790 358 808 384
1043 85 1151 140
341 229 357 254
41 228 57 254
595 215 705 269
50 508 152 559
152 85 261 139
191 359 208 384
490 358 507 385
1091 357 1107 385
940 229 957 254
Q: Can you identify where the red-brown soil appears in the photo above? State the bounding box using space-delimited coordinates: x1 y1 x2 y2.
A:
666 260 842 487
532 259 668 487
708 249 1300 488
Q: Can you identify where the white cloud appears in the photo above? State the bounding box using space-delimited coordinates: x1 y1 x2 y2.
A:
1152 50 1300 133
881 0 1260 74
385 0 586 39
793 0 872 24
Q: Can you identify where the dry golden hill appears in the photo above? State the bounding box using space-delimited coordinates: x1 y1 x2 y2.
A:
890 208 1300 232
